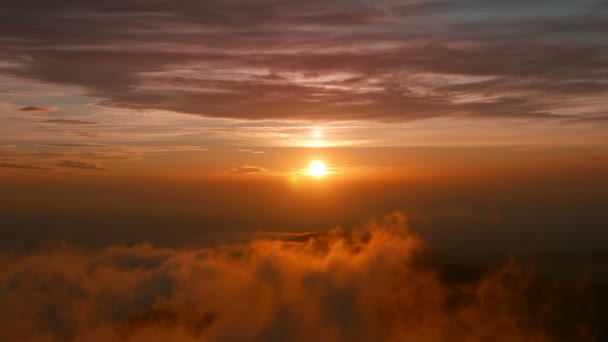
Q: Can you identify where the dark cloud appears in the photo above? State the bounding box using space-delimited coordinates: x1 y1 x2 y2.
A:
56 160 108 170
40 119 99 125
568 114 608 123
1 151 136 161
0 161 50 170
0 213 597 341
0 0 606 121
71 130 103 138
226 165 269 174
45 143 110 148
18 106 50 112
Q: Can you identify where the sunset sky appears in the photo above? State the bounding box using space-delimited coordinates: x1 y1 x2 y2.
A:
2 0 608 172
2 0 607 250
1 1 608 340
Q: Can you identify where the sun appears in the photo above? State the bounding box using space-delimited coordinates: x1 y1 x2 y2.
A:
306 160 328 177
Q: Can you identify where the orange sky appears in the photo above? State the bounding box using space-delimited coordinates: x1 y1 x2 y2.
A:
0 0 607 252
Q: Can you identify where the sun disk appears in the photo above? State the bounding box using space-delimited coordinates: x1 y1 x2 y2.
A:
306 160 328 177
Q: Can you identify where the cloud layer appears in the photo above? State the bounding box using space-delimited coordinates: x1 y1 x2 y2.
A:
225 165 269 174
0 213 595 341
0 161 50 171
1 0 607 122
56 160 108 170
18 106 50 112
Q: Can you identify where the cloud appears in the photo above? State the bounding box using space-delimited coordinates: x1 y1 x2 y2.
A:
0 161 50 170
225 165 269 174
0 0 606 122
41 119 99 125
1 151 131 160
135 146 208 153
18 106 50 112
71 131 103 138
45 143 110 148
56 160 108 170
567 114 608 123
0 213 595 341
236 149 265 154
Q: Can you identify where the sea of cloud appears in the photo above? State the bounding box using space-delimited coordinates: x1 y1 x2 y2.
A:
0 212 595 341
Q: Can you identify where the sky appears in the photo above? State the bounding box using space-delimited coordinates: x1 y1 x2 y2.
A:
1 1 608 340
1 0 608 167
1 0 607 249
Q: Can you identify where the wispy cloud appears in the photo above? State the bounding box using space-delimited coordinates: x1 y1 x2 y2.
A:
225 165 269 174
40 119 99 125
71 130 104 138
55 160 108 170
0 161 50 170
45 143 110 148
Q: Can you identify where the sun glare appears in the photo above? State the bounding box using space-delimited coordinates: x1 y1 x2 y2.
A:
306 160 328 177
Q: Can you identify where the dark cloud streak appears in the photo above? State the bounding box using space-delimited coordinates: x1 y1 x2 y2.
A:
18 106 50 112
40 119 99 125
45 143 109 148
55 160 108 170
0 161 50 170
